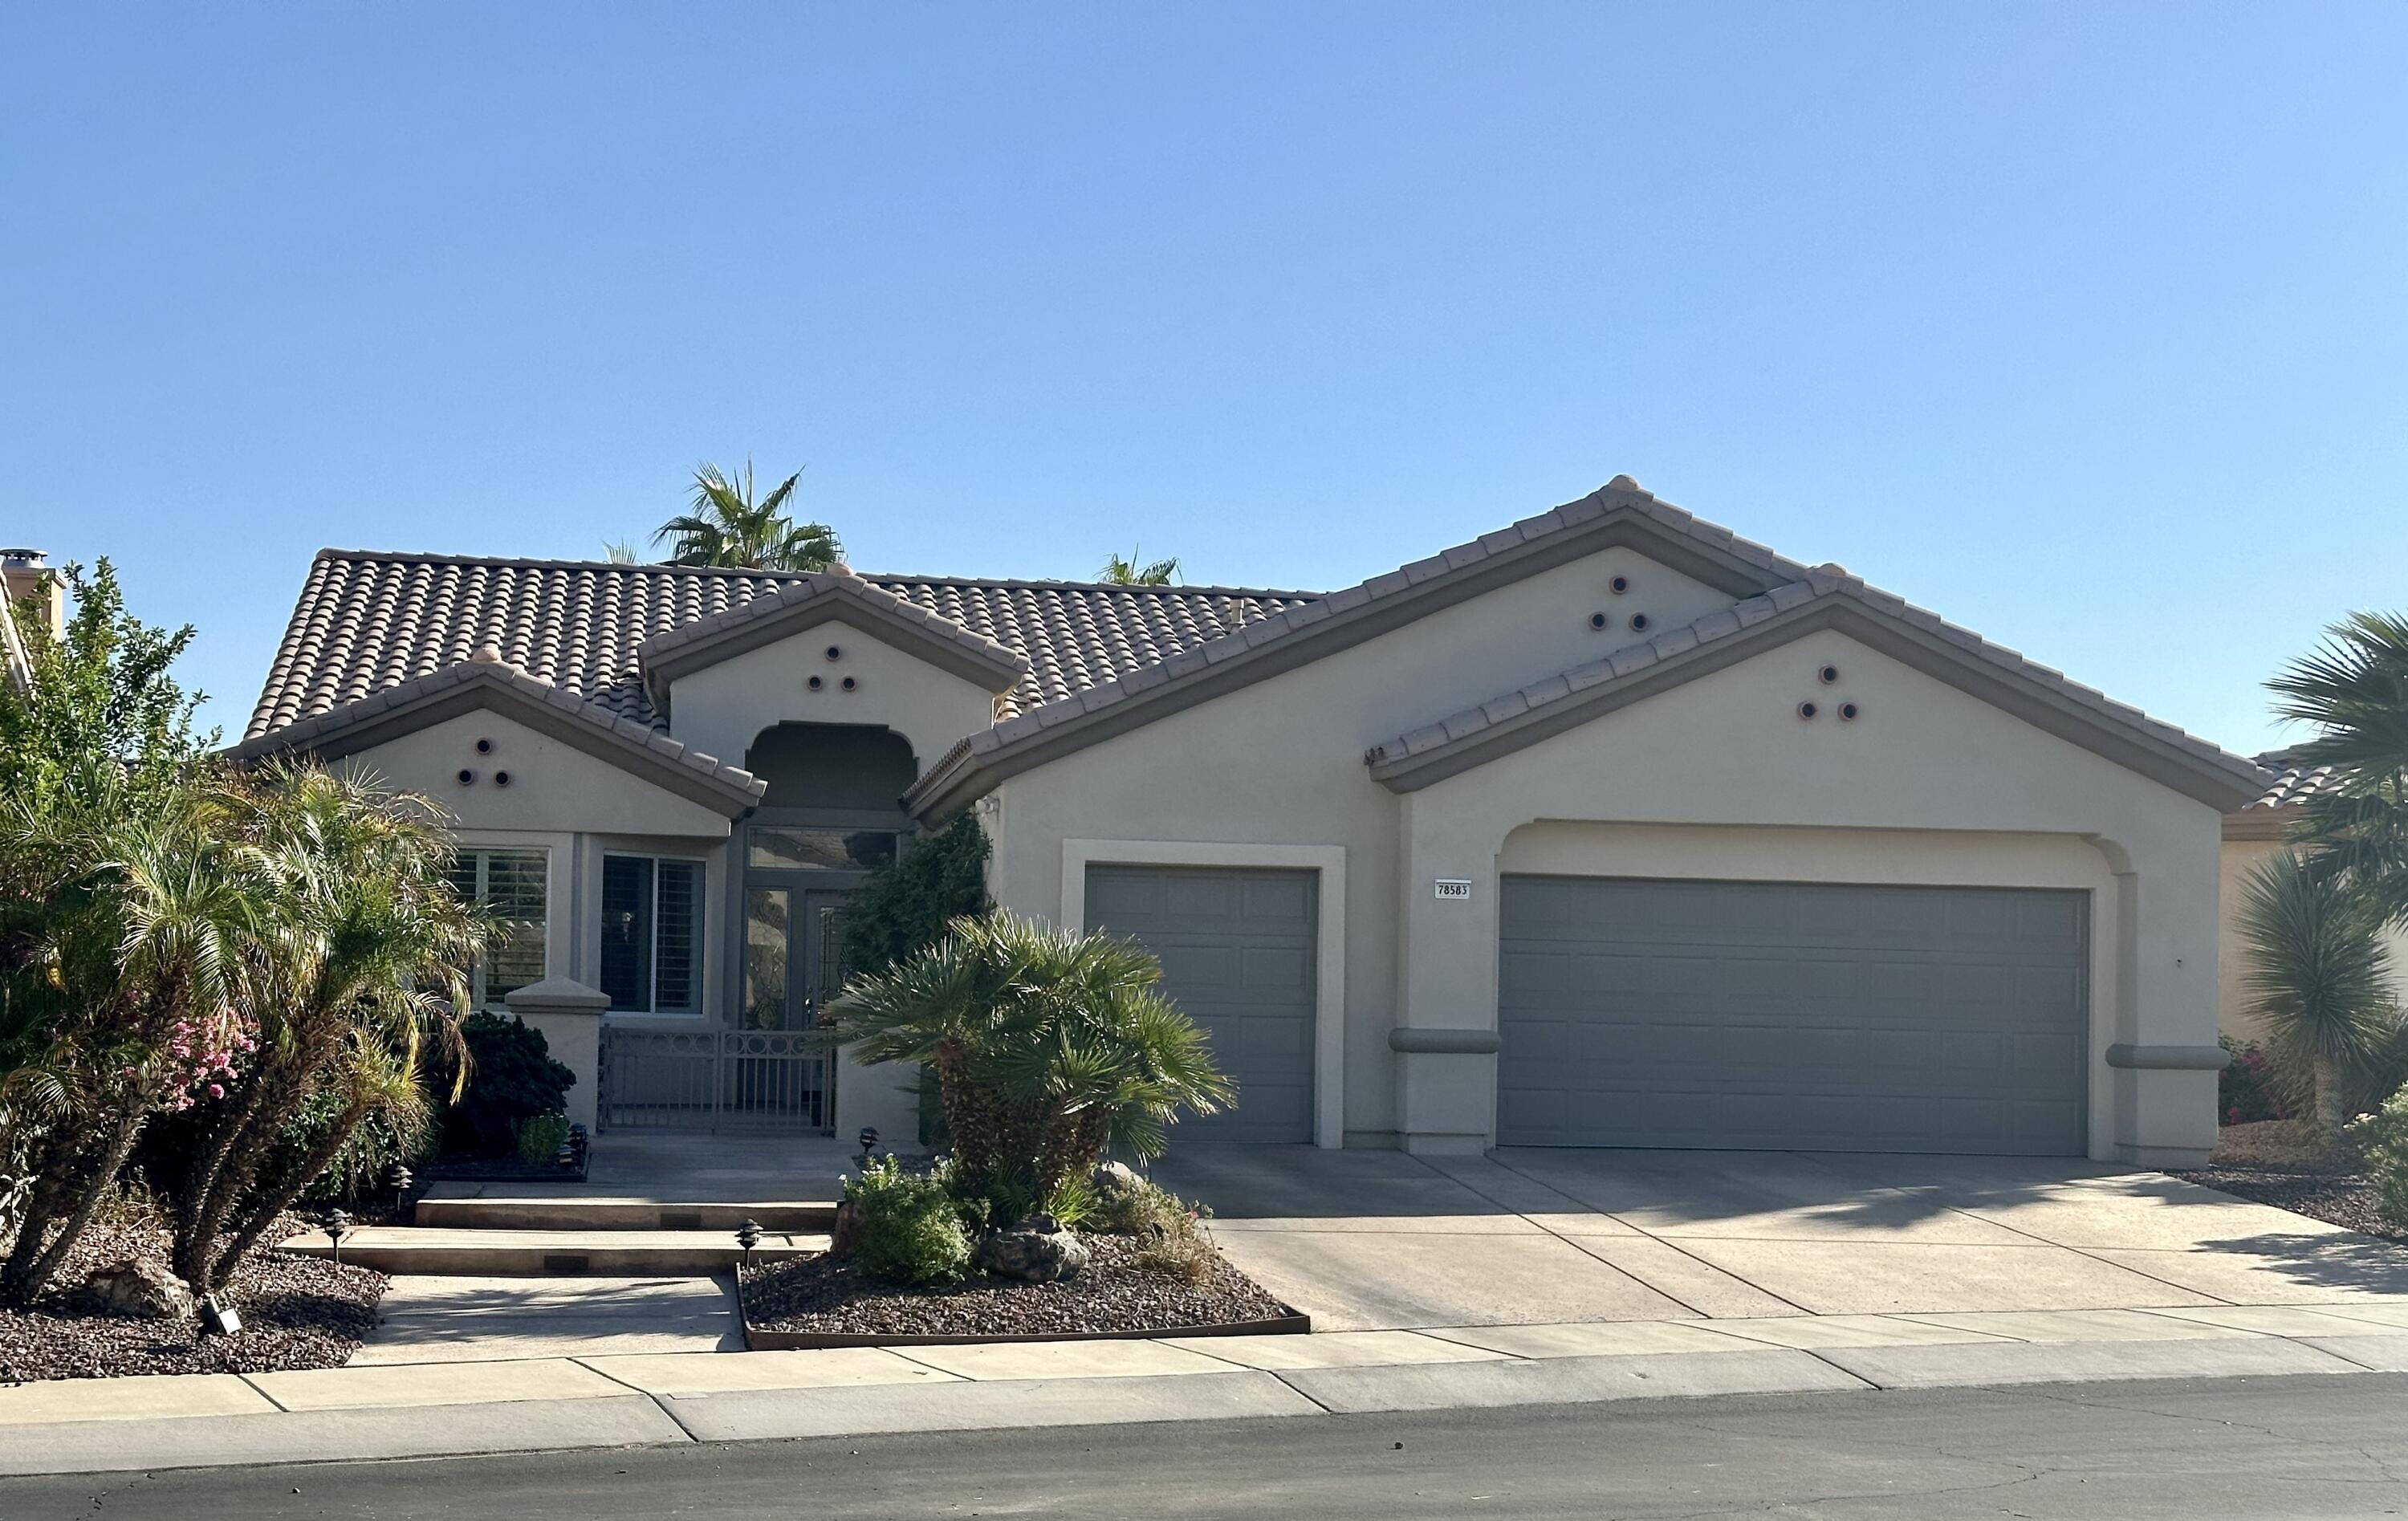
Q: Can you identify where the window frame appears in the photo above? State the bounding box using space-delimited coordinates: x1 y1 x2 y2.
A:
451 846 551 1011
599 851 708 1015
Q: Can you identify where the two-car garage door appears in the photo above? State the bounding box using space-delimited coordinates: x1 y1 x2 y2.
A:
1497 876 2088 1155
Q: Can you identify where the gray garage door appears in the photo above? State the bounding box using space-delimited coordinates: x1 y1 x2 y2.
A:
1496 876 2087 1154
1085 865 1317 1144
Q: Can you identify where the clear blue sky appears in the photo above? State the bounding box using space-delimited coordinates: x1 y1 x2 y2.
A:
6 4 2402 752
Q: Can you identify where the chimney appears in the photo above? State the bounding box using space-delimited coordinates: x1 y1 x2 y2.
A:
1 549 63 641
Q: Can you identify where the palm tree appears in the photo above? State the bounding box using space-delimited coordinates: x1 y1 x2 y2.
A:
653 461 841 572
818 911 1231 1199
1099 548 1178 586
2238 849 2394 1137
169 762 480 1288
2268 610 2408 928
0 775 259 1303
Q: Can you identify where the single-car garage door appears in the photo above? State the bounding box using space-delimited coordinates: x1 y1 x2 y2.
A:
1085 864 1317 1144
1496 876 2087 1154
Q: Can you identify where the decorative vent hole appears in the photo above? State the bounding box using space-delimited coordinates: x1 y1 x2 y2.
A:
1609 575 1631 595
493 771 513 787
1588 611 1609 631
824 645 843 661
840 676 859 692
1817 665 1840 685
807 675 824 692
1629 613 1651 632
1796 702 1818 721
474 737 494 754
456 769 477 786
1839 702 1861 721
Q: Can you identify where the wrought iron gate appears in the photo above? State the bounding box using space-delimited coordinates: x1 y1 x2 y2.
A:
598 1027 832 1133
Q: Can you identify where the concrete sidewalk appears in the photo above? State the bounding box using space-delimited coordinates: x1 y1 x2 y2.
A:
11 1299 2408 1477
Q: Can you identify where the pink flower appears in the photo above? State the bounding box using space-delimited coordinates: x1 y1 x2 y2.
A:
206 1084 225 1099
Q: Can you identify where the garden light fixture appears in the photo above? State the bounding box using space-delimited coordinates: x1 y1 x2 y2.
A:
736 1218 763 1271
323 1209 352 1267
197 1292 242 1340
857 1127 878 1167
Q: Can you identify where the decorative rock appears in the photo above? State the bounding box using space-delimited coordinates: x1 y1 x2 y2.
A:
978 1214 1089 1283
830 1198 868 1258
1092 1161 1145 1201
83 1258 195 1320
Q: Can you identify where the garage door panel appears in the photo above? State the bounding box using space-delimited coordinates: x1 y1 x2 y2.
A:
1086 864 1317 1145
1498 876 2087 1155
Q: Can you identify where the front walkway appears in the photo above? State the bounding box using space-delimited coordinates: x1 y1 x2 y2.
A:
1148 1145 2408 1329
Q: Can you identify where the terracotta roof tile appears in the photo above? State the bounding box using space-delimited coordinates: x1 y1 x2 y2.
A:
246 552 1317 742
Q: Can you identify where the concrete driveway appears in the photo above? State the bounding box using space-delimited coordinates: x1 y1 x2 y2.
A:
1148 1146 2408 1331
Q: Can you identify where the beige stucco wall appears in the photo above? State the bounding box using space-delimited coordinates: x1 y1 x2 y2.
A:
2219 832 2408 1041
667 617 1001 779
986 543 1739 1148
986 546 2227 1165
336 706 741 1118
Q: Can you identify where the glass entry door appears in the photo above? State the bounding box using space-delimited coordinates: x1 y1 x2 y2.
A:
742 885 850 1031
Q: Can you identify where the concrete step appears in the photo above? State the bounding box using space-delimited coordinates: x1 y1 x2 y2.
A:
410 1197 836 1232
279 1226 826 1276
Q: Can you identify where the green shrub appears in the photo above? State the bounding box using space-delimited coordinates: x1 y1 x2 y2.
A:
2347 1090 2408 1229
515 1112 570 1169
840 815 990 982
435 1012 576 1157
1089 1177 1218 1283
844 1156 974 1285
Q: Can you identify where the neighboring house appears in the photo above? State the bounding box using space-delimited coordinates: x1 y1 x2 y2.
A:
2 547 62 693
234 478 2270 1166
2219 750 2408 1040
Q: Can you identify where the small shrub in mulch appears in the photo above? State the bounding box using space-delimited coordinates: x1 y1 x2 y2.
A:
0 1215 386 1383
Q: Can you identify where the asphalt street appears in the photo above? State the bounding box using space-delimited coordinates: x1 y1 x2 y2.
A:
7 1373 2406 1520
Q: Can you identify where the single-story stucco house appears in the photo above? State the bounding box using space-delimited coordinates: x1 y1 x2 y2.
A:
2219 750 2408 1042
234 477 2272 1167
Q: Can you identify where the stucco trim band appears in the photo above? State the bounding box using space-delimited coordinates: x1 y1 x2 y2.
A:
1365 594 2267 811
1060 839 1348 1150
2105 1043 2231 1071
1388 1028 1503 1055
225 661 767 814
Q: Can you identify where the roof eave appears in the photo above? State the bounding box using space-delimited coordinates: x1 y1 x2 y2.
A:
230 667 767 817
636 576 1028 718
902 494 1801 809
1369 597 2271 811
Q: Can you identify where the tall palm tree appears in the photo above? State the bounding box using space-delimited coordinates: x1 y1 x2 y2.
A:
2239 849 2394 1137
653 461 842 572
1099 548 1179 586
2268 610 2408 927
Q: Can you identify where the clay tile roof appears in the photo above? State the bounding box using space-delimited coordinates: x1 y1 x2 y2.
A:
2245 747 2349 811
246 551 1318 742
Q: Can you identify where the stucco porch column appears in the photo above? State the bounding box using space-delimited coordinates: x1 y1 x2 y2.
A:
504 974 611 1132
2089 834 2227 1169
1390 791 1504 1155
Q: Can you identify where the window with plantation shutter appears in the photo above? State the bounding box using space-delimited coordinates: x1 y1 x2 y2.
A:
449 848 548 1008
600 853 705 1014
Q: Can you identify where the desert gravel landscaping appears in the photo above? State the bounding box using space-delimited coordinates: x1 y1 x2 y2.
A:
740 1234 1291 1340
0 1215 385 1384
2174 1120 2406 1246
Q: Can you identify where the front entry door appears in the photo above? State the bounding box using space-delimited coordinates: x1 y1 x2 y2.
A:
742 886 851 1031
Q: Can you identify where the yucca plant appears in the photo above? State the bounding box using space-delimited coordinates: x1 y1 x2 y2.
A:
817 911 1232 1210
2238 849 2394 1137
